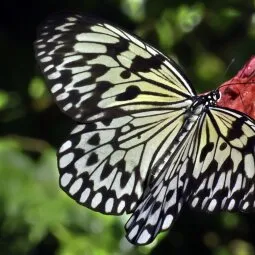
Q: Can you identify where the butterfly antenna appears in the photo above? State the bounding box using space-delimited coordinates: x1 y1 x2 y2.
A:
224 58 235 77
219 58 248 108
218 58 236 90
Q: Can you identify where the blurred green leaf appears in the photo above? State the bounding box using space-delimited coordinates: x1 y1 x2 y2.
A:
195 54 225 90
215 246 231 255
121 0 145 22
0 90 9 110
221 213 240 230
0 138 142 255
228 239 255 255
28 76 46 99
176 4 204 33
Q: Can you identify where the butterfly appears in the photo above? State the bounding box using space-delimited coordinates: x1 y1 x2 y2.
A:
34 13 255 245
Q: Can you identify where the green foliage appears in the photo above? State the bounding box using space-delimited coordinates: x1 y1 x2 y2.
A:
0 90 9 110
0 138 148 255
1 0 255 254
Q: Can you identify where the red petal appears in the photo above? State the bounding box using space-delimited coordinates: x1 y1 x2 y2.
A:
217 56 255 119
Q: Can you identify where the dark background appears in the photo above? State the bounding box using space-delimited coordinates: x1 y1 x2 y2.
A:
1 1 255 254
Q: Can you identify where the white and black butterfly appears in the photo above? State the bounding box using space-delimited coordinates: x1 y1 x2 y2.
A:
34 13 255 245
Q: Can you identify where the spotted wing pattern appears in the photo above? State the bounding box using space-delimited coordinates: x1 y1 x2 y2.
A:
125 114 199 244
125 108 255 244
58 108 187 215
188 107 255 212
34 14 195 123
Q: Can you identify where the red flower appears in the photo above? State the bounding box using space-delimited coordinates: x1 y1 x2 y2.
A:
217 56 255 119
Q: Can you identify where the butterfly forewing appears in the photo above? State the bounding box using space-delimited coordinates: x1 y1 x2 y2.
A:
34 14 195 122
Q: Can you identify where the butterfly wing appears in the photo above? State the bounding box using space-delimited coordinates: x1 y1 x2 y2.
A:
125 107 255 244
188 107 255 212
34 14 195 123
58 107 188 215
35 14 196 215
125 114 199 244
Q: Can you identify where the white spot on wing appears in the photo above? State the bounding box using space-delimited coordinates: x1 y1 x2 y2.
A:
232 173 242 194
41 56 52 62
51 83 63 93
208 199 217 211
60 173 73 187
87 112 105 121
91 193 103 208
59 140 72 153
48 71 61 80
63 102 73 111
221 197 227 208
69 178 83 195
44 64 54 72
127 225 139 240
37 44 46 49
80 188 91 203
59 152 74 168
162 215 173 230
137 229 150 244
37 51 45 56
191 197 199 207
228 199 235 210
71 124 85 134
74 42 107 53
105 198 114 213
76 33 119 44
242 201 249 210
244 154 255 178
61 55 83 65
47 34 62 43
130 202 136 211
56 92 69 101
91 25 117 37
117 200 126 213
67 17 77 22
56 23 73 32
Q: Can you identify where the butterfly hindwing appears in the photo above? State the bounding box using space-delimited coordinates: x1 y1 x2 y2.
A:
188 107 255 212
125 107 255 244
125 114 199 244
58 108 187 215
34 14 195 123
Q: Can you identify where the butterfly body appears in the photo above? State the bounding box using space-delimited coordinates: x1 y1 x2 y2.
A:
35 14 255 245
157 89 221 162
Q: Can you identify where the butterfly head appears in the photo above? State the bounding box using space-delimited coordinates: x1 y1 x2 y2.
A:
190 89 221 115
206 89 221 105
